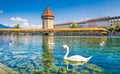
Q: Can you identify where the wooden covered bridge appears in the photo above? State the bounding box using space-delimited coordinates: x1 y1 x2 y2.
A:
0 28 107 36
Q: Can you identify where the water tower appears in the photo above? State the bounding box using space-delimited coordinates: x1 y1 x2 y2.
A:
42 7 54 29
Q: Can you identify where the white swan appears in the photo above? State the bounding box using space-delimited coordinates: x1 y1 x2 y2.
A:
62 45 92 63
100 41 105 46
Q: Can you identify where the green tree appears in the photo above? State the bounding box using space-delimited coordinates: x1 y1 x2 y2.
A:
115 27 120 32
109 27 114 32
109 25 120 32
14 24 20 29
71 23 78 28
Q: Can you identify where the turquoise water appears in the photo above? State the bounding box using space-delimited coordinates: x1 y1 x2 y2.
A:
0 35 120 74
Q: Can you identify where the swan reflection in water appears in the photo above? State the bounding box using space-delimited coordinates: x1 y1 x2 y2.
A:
64 60 103 74
64 59 86 71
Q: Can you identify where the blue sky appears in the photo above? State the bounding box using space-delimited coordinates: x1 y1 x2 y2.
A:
0 0 120 28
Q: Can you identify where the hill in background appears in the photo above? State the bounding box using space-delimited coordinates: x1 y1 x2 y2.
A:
0 24 12 28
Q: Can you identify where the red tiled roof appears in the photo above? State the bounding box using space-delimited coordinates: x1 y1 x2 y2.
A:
42 7 54 17
77 20 87 24
77 16 110 24
87 16 110 22
54 16 111 26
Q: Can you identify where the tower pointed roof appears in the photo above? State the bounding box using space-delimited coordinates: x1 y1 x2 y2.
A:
42 7 54 17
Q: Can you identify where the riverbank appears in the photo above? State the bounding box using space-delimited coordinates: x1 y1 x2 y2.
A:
0 63 19 74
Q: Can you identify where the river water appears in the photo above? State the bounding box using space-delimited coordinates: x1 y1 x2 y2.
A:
0 35 120 74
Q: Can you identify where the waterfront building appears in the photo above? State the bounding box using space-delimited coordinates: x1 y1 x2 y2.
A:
109 16 120 28
77 17 110 29
54 22 74 28
42 7 54 29
86 16 110 29
77 20 88 28
54 16 113 29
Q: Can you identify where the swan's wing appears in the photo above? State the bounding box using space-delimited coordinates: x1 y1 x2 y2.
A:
67 55 86 61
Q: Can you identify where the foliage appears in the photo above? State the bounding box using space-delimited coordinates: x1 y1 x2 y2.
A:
115 26 120 31
14 24 20 29
109 27 114 32
71 23 77 28
109 26 120 32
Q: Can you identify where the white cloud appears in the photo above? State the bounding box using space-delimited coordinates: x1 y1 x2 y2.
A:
30 24 41 28
10 17 29 27
10 17 27 22
0 10 3 14
31 25 35 27
11 18 15 21
24 22 29 27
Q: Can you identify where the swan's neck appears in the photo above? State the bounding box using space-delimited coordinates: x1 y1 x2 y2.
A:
64 46 69 59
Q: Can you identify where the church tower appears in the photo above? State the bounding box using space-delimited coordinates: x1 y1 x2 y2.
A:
42 7 54 29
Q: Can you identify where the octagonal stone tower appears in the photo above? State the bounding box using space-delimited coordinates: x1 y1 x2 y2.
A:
42 7 54 29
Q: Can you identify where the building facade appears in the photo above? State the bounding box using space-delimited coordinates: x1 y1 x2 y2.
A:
77 20 88 28
54 22 74 28
109 16 120 28
42 7 54 29
54 16 120 29
87 16 110 29
77 16 110 29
